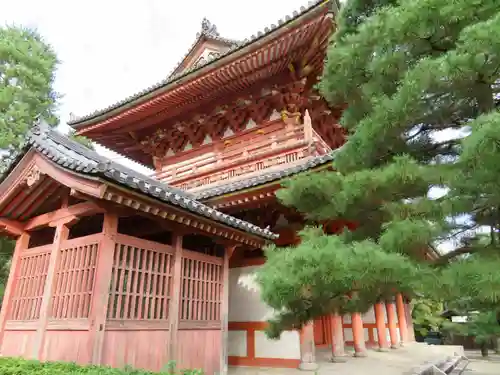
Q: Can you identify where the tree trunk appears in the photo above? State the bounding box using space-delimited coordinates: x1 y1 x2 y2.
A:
480 342 489 357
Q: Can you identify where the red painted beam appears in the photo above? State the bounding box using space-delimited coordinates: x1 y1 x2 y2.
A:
25 201 105 231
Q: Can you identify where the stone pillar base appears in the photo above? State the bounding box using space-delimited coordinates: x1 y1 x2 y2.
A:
330 355 348 363
353 350 368 358
390 344 399 349
298 362 319 371
377 347 390 352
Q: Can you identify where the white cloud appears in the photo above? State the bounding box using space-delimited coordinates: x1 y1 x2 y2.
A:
2 0 311 171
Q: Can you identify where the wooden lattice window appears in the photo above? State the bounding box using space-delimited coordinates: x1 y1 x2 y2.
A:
180 250 223 321
10 248 51 320
107 236 174 320
50 237 100 319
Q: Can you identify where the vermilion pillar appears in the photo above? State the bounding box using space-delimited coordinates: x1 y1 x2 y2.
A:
330 313 347 362
351 312 367 357
374 302 389 351
385 301 399 349
395 293 409 345
299 322 318 371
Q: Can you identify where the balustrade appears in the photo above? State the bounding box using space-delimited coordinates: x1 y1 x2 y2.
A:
9 245 51 321
154 118 333 191
107 234 174 321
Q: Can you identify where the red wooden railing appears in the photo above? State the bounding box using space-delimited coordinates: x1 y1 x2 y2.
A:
6 233 225 327
9 244 51 321
51 234 100 319
180 250 223 322
107 234 174 321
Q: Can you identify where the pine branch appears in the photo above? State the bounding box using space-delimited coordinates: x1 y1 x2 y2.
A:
434 246 474 265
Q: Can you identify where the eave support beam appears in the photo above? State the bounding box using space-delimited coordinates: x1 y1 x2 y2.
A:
0 218 25 237
25 201 105 231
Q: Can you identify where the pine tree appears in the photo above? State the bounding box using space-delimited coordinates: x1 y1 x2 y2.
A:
257 0 500 339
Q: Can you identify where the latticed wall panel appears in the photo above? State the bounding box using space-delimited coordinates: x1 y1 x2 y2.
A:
9 247 51 320
50 237 100 319
107 236 174 320
180 250 223 321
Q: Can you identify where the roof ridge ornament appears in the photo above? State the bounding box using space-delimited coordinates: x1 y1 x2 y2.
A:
200 18 219 37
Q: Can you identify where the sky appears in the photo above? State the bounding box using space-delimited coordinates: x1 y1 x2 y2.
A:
2 0 312 173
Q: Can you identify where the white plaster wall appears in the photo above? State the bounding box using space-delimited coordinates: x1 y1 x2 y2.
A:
254 331 301 359
228 266 300 360
228 331 247 357
362 306 376 323
229 266 274 322
344 327 353 341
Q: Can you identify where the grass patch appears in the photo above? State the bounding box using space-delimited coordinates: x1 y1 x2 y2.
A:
0 357 204 374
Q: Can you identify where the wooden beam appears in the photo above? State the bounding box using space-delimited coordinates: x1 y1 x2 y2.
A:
91 212 118 365
25 201 105 231
168 233 183 363
0 218 25 237
32 220 69 359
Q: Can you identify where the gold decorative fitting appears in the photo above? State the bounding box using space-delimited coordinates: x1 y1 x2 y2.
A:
256 129 265 135
281 110 301 123
224 140 232 145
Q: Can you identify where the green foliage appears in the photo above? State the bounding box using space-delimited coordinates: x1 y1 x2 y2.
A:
0 237 13 301
0 357 204 375
0 26 59 159
411 298 445 336
257 0 500 338
257 227 426 338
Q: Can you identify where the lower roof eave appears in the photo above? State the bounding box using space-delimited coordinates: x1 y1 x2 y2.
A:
97 181 274 248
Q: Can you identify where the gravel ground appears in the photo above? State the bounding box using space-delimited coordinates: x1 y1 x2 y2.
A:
463 351 500 375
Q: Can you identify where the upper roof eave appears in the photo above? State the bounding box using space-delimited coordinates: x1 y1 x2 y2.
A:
68 0 338 129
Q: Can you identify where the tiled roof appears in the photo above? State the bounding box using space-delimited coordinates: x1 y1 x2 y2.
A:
3 122 277 240
195 152 335 200
68 0 337 126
